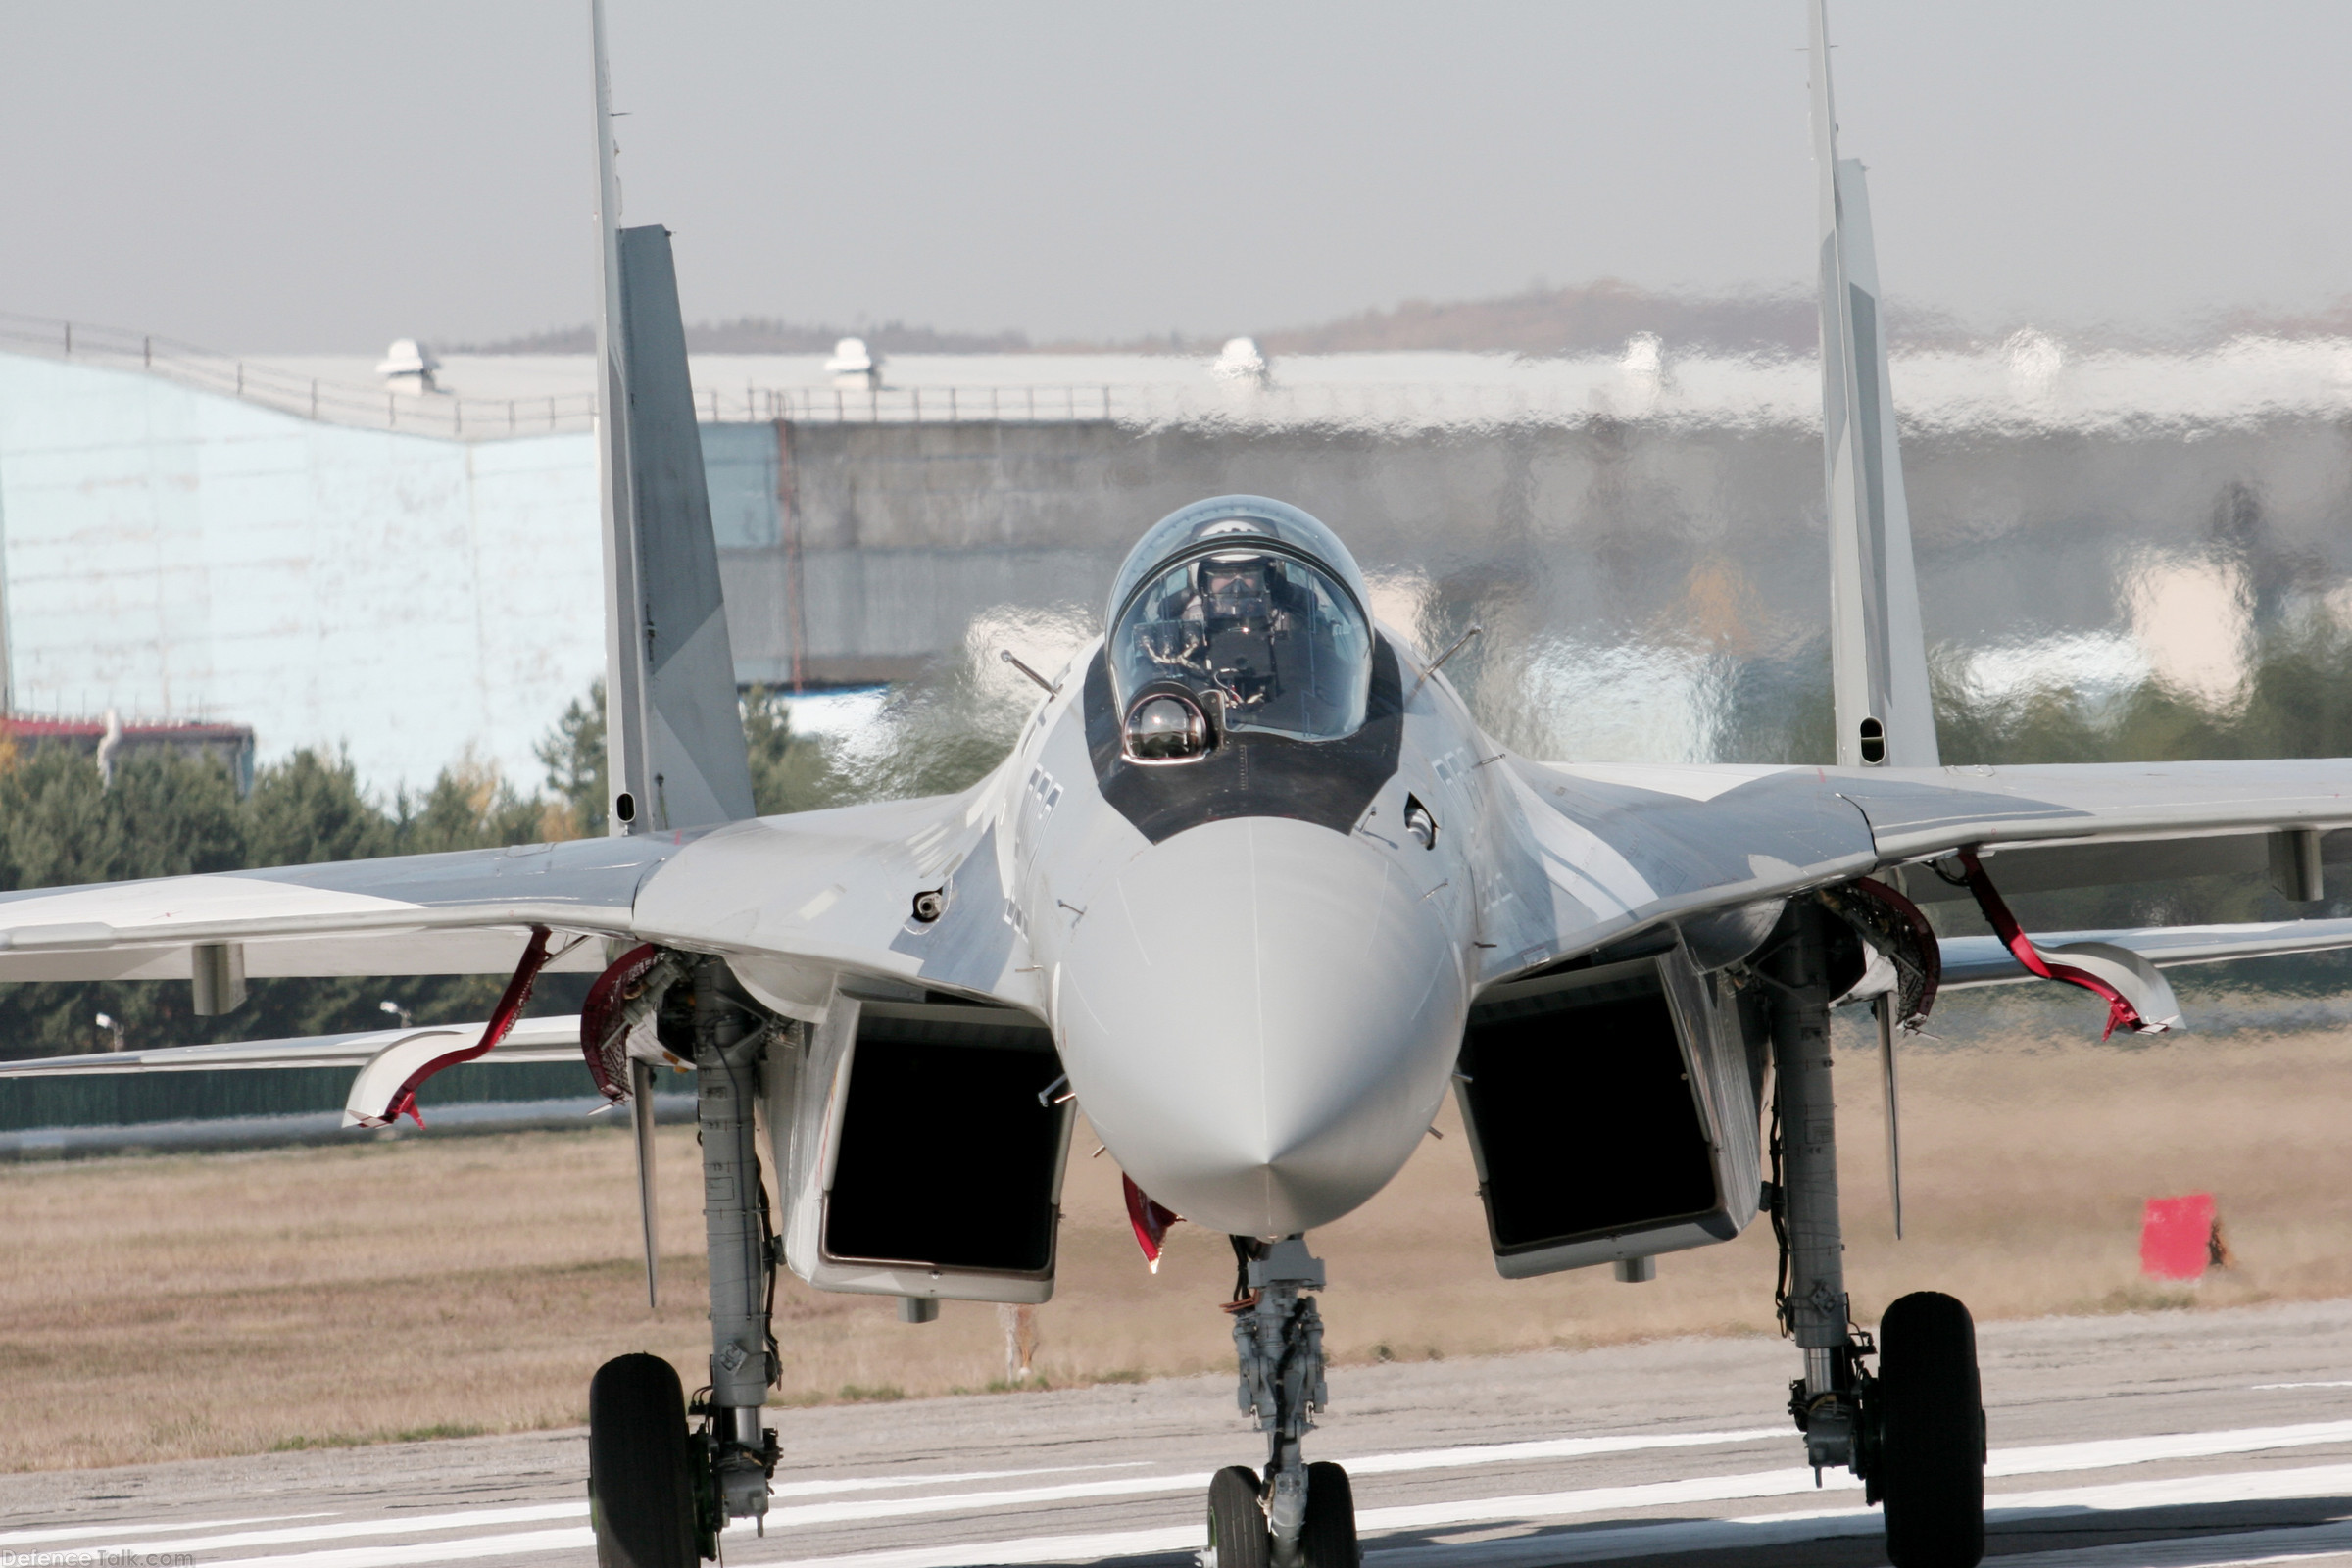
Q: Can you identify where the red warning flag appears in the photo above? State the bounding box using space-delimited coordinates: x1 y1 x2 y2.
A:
2141 1193 2218 1281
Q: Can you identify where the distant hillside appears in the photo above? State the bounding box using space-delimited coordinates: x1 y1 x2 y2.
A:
1254 280 1819 356
460 281 1996 359
462 318 1030 355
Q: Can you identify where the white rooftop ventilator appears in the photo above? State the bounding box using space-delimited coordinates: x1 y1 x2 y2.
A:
1211 336 1271 388
824 336 883 391
374 339 442 396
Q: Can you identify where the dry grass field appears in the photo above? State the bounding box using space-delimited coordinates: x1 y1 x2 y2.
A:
4 1024 2349 1472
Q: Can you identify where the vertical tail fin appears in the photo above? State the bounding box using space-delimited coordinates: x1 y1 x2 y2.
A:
1810 0 1937 769
591 0 756 832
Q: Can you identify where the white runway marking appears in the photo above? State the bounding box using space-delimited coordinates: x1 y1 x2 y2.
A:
130 1502 587 1556
2254 1381 2352 1391
0 1512 333 1548
209 1526 599 1568
1989 1519 2352 1567
1989 1419 2352 1476
768 1460 1152 1500
1338 1426 1787 1476
134 1417 2352 1568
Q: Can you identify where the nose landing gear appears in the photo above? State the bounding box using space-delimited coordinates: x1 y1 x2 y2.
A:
1205 1237 1358 1568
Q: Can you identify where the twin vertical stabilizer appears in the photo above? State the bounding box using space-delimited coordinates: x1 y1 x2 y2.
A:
1810 1 1938 769
592 0 756 833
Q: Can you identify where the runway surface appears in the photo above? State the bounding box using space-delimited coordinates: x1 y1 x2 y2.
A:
9 1298 2352 1568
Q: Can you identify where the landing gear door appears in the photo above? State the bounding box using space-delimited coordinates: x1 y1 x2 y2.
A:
765 993 1073 1305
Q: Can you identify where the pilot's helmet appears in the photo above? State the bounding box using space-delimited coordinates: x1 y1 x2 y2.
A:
1105 496 1368 632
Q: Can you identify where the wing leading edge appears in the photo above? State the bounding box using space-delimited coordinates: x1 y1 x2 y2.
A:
1496 757 2352 993
0 777 1041 1017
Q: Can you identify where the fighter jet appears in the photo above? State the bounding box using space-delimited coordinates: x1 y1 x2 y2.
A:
5 6 2349 1568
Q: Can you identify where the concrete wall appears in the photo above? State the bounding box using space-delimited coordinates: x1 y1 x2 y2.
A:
0 354 602 790
726 416 2352 760
9 347 2350 788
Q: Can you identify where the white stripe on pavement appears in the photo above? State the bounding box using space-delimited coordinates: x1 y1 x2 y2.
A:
1992 1520 2352 1568
1990 1419 2352 1477
30 1424 1783 1559
132 1502 586 1557
0 1513 334 1548
189 1453 2352 1568
2253 1381 2352 1391
1338 1426 1786 1477
209 1526 599 1568
770 1461 1151 1500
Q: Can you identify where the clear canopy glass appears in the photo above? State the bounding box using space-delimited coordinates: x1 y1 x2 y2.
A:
1105 496 1370 633
1110 548 1372 742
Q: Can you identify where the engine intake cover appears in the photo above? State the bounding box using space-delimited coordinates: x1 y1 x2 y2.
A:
1455 945 1764 1278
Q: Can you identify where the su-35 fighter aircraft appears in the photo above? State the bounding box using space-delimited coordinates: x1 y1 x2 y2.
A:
8 6 2352 1568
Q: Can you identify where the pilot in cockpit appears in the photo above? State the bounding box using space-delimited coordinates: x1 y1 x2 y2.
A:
1138 553 1304 711
1106 499 1374 748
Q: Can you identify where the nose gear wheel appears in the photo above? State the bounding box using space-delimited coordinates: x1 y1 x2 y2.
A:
1211 1237 1357 1568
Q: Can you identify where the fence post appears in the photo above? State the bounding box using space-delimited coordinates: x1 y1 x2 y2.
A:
143 336 151 368
311 379 318 419
62 322 71 354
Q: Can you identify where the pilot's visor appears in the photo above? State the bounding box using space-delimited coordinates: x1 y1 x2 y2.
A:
1110 549 1371 743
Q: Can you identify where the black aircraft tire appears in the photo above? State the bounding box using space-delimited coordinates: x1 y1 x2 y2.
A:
1300 1461 1358 1568
1206 1466 1270 1568
1877 1292 1986 1568
588 1353 699 1568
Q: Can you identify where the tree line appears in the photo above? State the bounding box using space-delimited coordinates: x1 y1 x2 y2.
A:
0 686 847 1058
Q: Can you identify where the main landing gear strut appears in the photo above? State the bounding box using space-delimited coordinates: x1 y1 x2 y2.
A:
589 958 780 1568
1762 900 1986 1568
1206 1237 1357 1568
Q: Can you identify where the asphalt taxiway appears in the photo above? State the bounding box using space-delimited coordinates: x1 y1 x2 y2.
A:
8 1298 2352 1567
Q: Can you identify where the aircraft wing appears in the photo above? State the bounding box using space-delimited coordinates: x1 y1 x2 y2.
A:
0 778 1032 1016
0 834 679 983
1494 757 2352 983
1938 917 2352 987
0 1013 588 1074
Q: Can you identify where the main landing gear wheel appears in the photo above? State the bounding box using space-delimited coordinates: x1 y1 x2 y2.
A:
1299 1461 1358 1568
1876 1292 1986 1568
588 1353 699 1568
1206 1466 1269 1568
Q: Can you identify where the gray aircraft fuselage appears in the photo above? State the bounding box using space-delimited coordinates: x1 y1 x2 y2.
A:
1009 617 1487 1239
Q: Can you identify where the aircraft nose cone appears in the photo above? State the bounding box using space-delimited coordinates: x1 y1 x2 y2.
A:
1055 815 1468 1236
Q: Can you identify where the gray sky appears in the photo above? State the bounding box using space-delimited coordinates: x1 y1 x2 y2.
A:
3 2 2347 353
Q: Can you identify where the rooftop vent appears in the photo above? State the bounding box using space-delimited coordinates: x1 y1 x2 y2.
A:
374 338 442 395
1211 336 1270 388
824 336 883 391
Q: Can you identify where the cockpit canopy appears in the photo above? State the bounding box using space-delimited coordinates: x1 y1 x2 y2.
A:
1107 498 1373 749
